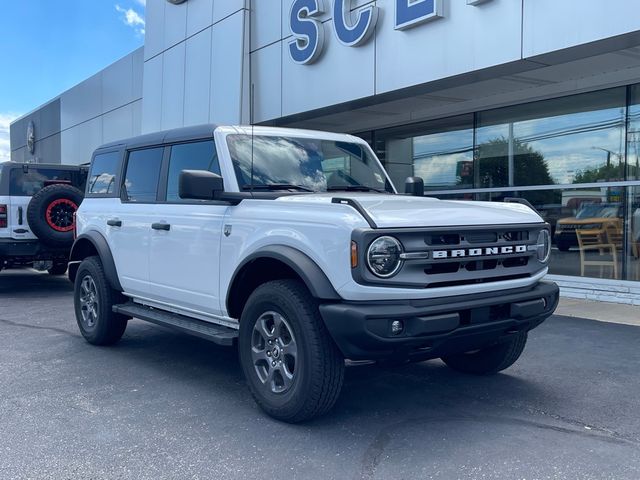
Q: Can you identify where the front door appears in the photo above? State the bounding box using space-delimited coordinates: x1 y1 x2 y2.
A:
147 139 227 317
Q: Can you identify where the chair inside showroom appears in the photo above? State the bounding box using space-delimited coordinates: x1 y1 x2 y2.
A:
576 228 619 279
604 223 624 251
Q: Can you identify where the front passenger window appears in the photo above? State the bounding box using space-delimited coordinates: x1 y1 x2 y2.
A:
166 141 220 201
123 147 163 202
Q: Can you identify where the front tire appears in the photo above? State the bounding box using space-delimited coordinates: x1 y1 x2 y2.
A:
238 280 345 423
73 256 128 345
441 331 528 375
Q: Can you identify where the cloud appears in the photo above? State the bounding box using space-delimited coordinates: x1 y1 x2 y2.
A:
135 0 146 5
0 113 19 162
115 4 145 36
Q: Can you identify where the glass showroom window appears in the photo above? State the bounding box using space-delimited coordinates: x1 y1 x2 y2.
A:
436 186 631 281
627 84 640 181
476 88 627 191
374 115 474 191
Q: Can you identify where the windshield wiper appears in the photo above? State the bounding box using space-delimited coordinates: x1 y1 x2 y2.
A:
243 184 314 192
326 185 386 193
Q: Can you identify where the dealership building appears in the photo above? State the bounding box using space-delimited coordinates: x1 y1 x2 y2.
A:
9 0 640 304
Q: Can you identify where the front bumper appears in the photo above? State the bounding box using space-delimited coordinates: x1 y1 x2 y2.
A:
319 281 559 360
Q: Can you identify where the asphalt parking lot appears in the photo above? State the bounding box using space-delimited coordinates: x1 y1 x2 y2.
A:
1 270 640 480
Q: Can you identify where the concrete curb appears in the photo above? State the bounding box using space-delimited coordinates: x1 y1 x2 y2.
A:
555 297 640 326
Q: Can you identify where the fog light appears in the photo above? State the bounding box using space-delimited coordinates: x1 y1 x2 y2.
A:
391 320 404 335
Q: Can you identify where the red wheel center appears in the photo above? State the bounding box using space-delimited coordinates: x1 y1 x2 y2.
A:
45 198 78 232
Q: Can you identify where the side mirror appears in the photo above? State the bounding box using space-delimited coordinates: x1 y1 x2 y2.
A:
179 170 224 200
404 176 424 196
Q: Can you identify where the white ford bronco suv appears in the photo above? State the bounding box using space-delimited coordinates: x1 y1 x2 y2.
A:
0 161 86 274
69 125 558 422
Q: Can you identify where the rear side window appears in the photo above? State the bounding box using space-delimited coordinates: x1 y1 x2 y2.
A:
123 147 164 202
166 141 220 201
9 168 84 196
87 152 120 195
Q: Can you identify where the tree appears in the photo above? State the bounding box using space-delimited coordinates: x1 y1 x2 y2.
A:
471 137 558 205
573 162 625 183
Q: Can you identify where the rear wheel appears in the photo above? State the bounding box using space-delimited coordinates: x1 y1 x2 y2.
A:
73 256 128 345
48 262 67 275
238 279 344 423
27 183 83 247
441 331 528 375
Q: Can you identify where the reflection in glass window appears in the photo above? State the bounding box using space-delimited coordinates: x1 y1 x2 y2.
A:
434 186 635 280
123 148 163 202
226 135 393 193
626 85 640 181
88 152 119 195
374 115 474 191
477 88 626 187
166 141 220 201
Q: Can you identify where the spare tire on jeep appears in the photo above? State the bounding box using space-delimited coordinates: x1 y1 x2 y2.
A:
27 183 83 247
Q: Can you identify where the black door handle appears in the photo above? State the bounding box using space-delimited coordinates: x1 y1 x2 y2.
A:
151 222 170 231
107 219 122 227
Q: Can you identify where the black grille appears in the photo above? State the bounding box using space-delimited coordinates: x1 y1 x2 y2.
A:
352 223 548 289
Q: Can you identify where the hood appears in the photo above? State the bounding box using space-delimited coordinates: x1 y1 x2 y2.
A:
276 193 543 228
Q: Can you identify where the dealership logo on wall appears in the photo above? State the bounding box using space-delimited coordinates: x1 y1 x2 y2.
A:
166 0 187 4
289 0 493 65
27 121 35 155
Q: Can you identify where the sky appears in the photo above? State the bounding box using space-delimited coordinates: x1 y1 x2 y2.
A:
0 0 146 161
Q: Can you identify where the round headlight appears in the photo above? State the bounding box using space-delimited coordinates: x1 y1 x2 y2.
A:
536 230 551 263
366 236 403 278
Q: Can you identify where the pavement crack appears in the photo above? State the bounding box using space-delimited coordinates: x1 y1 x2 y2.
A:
358 430 392 480
0 317 74 337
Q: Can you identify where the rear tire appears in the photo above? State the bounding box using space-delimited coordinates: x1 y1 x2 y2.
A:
441 331 528 375
238 279 344 423
48 262 67 275
73 256 128 345
27 183 83 247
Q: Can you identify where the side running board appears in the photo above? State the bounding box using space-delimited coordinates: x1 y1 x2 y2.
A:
113 302 238 346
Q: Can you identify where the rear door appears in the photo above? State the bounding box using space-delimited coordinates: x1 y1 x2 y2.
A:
147 139 228 317
106 147 165 298
2 165 81 241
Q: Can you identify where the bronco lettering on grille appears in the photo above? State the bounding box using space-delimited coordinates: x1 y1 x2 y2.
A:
433 245 528 259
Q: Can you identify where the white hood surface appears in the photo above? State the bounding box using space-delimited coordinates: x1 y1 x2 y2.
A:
277 193 543 228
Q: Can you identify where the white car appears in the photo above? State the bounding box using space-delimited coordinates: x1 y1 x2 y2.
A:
0 162 86 274
69 124 558 422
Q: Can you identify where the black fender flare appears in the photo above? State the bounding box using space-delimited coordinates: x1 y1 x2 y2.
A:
68 231 123 291
227 245 341 312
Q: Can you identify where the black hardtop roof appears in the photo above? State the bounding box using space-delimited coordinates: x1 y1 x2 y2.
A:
0 161 86 171
96 124 219 152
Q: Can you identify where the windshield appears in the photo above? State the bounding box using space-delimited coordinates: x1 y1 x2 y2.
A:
576 204 620 219
226 134 394 193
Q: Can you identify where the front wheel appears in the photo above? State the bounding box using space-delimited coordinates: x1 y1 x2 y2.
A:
73 256 128 345
238 280 345 423
441 331 528 375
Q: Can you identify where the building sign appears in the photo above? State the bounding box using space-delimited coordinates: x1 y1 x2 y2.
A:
289 0 493 65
